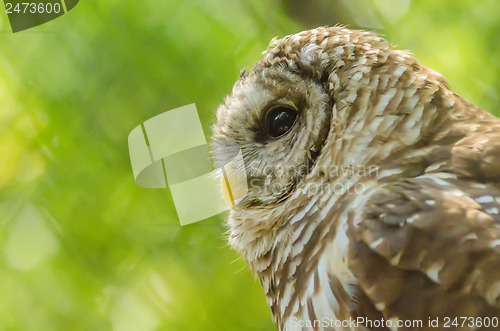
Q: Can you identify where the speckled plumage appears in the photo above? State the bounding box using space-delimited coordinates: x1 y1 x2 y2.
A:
212 27 500 330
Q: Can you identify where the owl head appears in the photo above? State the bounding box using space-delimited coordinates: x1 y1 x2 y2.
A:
212 27 456 258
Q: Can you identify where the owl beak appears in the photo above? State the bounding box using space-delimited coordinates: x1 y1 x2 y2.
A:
221 169 236 210
219 151 248 211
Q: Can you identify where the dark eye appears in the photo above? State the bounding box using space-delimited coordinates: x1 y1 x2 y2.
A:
265 106 298 138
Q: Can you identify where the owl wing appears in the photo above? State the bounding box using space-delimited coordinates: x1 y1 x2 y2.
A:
348 172 500 328
347 129 500 329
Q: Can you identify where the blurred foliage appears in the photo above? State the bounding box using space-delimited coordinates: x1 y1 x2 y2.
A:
0 0 498 330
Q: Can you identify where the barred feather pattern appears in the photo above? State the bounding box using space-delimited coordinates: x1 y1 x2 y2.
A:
213 27 500 330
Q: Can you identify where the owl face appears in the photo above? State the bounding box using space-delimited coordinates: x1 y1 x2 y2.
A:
213 28 391 210
212 64 332 208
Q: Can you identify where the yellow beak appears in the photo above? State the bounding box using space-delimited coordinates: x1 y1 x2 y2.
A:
219 152 248 211
221 168 236 210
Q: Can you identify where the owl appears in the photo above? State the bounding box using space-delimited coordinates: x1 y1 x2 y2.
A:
212 27 500 330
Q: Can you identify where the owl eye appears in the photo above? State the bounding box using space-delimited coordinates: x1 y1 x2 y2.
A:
265 106 298 138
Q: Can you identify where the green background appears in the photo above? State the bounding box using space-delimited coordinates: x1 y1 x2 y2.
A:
0 0 499 330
